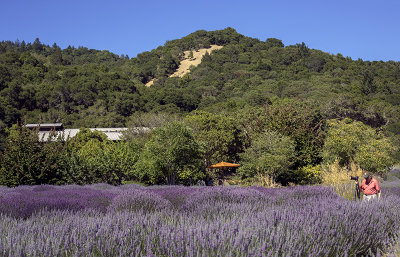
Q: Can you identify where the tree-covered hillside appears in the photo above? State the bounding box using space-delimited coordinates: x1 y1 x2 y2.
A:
1 28 398 128
0 28 399 185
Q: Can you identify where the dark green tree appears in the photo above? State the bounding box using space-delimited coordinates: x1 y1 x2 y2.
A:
322 119 397 176
50 47 63 65
265 38 284 48
238 130 295 183
32 38 43 53
265 98 325 168
135 122 205 185
185 110 245 166
0 124 63 186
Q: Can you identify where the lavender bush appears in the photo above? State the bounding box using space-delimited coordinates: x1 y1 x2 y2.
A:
108 189 172 213
0 185 115 218
0 184 399 256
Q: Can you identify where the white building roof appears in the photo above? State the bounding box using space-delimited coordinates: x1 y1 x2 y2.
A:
26 123 63 130
37 127 151 142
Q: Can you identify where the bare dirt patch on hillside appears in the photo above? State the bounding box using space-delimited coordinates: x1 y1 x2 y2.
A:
145 45 223 87
170 45 223 78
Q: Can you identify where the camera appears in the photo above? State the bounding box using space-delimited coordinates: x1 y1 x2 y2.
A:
350 176 359 181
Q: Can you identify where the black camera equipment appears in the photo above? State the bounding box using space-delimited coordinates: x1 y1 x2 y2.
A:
350 176 360 200
350 176 359 181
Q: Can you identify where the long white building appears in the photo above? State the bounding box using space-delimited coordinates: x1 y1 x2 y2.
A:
25 123 150 141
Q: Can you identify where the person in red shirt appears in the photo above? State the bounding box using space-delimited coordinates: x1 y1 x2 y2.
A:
360 172 381 202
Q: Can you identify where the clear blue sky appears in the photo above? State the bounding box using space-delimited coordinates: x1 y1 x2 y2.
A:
1 0 399 61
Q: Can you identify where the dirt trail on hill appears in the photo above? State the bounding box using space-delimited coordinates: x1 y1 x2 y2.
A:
145 45 223 87
170 45 223 78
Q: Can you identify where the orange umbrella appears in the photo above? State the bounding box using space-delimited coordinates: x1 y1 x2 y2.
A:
207 162 241 169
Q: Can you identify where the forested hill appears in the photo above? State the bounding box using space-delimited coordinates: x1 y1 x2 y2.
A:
0 28 399 139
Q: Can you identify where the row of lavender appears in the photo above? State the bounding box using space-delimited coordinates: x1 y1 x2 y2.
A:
0 183 399 256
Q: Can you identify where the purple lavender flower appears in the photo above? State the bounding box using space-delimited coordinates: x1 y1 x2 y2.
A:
0 184 399 256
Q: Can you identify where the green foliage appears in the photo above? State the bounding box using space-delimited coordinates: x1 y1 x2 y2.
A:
57 148 92 185
0 125 143 186
72 140 141 185
237 130 295 184
68 128 108 150
126 111 182 128
60 129 142 185
0 125 63 186
135 122 205 185
0 29 399 135
322 119 371 166
265 98 325 168
354 137 397 176
0 28 400 185
322 119 397 176
293 165 322 185
185 111 244 166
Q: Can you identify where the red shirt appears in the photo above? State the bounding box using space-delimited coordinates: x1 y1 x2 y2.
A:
361 177 381 195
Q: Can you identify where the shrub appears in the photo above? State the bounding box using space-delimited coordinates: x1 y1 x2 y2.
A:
238 130 295 185
135 122 205 185
322 119 397 176
293 165 322 185
0 185 114 218
107 190 172 213
0 124 64 186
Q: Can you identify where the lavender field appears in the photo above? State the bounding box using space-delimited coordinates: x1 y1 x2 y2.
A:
0 183 400 256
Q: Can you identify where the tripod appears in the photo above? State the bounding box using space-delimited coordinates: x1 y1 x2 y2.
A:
354 180 361 201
